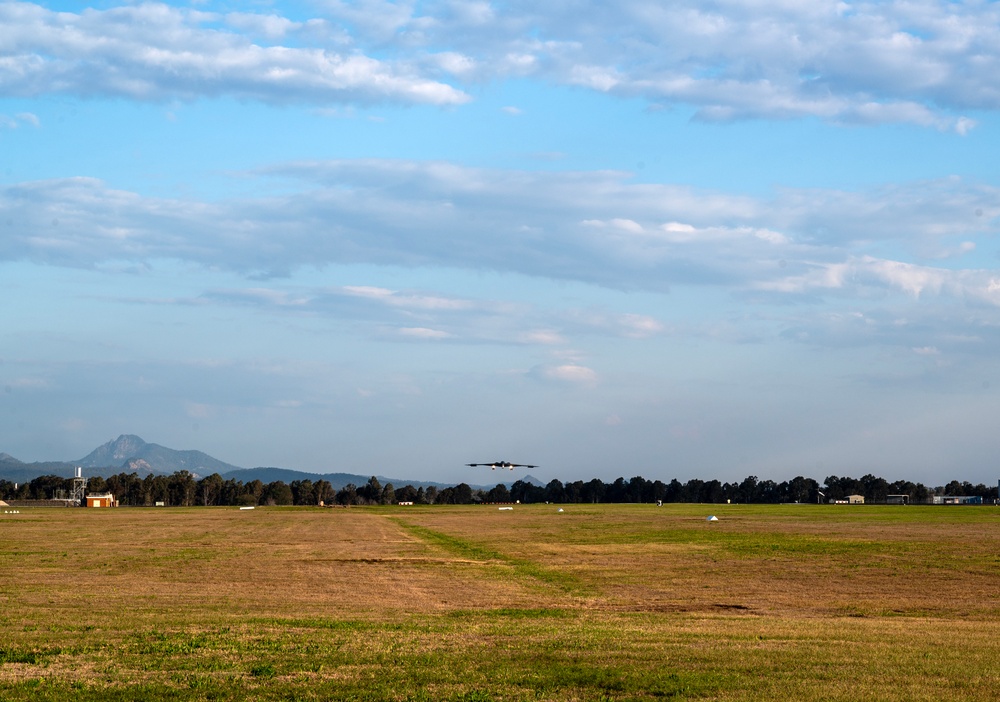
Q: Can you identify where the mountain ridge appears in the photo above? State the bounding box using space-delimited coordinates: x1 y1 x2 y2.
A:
79 434 242 476
0 435 520 490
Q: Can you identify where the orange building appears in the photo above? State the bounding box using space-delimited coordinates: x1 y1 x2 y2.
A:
86 493 118 508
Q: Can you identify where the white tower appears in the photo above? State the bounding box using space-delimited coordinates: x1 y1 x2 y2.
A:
71 467 87 506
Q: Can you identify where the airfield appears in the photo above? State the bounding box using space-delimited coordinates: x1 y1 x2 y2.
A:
2 503 998 700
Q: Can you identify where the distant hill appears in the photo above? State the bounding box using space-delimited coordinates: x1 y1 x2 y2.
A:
79 434 242 476
0 435 516 490
0 434 241 483
0 452 78 483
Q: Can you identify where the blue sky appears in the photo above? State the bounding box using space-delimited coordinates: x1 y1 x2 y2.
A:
3 0 1000 486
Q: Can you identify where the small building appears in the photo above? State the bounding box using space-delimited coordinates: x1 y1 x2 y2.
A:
847 494 865 504
933 495 983 505
886 494 909 505
86 493 118 508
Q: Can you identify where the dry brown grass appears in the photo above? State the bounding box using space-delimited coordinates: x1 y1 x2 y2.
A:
396 503 1000 618
1 503 999 700
2 507 560 623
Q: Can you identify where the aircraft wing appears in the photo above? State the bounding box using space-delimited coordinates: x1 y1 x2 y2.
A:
465 462 538 468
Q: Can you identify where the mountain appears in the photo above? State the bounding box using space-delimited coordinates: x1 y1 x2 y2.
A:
78 434 242 476
1 435 507 489
121 458 158 478
77 434 147 467
0 452 78 484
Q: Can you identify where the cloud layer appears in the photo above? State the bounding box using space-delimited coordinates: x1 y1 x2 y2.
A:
0 2 468 105
3 1 999 126
5 159 999 370
3 162 998 299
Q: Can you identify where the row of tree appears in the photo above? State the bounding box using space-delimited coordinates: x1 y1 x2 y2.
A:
0 472 430 507
1 471 997 507
510 474 999 505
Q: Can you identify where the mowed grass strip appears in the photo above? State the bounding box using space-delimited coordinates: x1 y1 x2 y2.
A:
389 517 589 596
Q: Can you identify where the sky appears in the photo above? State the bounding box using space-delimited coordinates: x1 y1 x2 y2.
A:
2 0 1000 487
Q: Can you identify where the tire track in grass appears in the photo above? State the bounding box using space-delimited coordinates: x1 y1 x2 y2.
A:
387 517 590 597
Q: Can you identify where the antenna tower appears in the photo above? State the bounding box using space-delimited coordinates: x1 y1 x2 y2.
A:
71 466 87 506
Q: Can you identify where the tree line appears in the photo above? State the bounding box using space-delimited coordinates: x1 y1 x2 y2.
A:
510 474 998 505
1 470 997 506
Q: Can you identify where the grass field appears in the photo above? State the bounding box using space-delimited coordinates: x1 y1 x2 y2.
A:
2 503 999 700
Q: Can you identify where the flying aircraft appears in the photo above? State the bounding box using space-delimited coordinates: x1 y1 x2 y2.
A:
466 461 538 471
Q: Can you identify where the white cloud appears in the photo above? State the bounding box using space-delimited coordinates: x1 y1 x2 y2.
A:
432 51 479 78
316 0 1000 128
661 221 696 235
191 278 667 348
561 309 667 339
3 2 999 126
223 12 298 40
757 255 1000 307
0 111 39 129
954 117 977 136
778 300 1000 363
866 257 948 298
448 1 496 26
0 2 468 106
519 330 564 345
610 218 643 233
398 326 451 339
657 222 788 245
319 0 418 43
539 363 598 384
341 285 394 300
618 314 664 338
15 111 39 126
582 218 644 233
839 101 974 133
340 285 474 311
3 163 999 309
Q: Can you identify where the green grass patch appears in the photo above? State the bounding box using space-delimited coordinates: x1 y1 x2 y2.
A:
0 647 61 665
